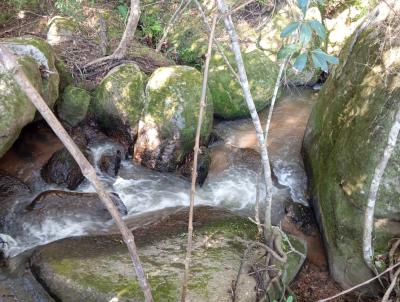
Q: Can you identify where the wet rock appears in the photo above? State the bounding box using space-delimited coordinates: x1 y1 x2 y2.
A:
303 1 400 290
99 150 122 176
178 147 211 185
25 190 127 221
93 63 147 138
208 49 279 119
134 66 213 172
41 148 85 190
57 85 91 126
0 171 31 200
47 16 76 45
0 270 55 302
30 206 304 301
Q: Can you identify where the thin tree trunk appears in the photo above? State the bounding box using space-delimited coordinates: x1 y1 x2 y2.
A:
85 0 140 67
216 0 274 236
156 0 191 52
363 108 400 269
0 46 154 302
180 14 218 302
193 0 240 82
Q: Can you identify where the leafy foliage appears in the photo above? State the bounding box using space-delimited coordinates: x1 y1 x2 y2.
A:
278 0 339 73
54 0 82 20
273 296 293 302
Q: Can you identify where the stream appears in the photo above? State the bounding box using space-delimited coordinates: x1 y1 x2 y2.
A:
0 88 317 259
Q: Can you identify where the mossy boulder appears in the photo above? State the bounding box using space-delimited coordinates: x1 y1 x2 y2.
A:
3 36 60 108
303 1 400 290
94 63 147 134
0 56 43 157
47 16 77 45
30 206 305 301
134 66 213 171
208 49 279 119
58 85 91 126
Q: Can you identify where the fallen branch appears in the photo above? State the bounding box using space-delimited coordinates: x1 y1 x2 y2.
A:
156 0 192 52
0 46 154 302
318 262 400 302
180 13 218 302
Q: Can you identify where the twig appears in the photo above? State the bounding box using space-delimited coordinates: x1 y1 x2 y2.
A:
98 14 108 56
180 13 218 302
0 46 154 302
382 267 400 302
317 262 400 302
193 0 240 82
156 0 192 52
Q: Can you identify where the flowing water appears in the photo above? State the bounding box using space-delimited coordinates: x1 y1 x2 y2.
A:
0 88 317 258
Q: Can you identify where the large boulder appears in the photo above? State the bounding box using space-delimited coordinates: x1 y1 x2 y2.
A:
30 206 305 301
0 56 42 157
57 85 91 126
303 1 400 290
208 49 279 119
134 66 213 171
93 63 147 135
3 36 60 108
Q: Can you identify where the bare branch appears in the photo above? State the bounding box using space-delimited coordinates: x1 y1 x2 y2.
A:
180 13 218 302
156 0 192 52
0 45 154 302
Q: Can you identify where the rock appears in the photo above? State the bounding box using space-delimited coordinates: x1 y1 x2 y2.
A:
303 1 400 290
30 206 305 301
0 56 42 157
99 150 122 176
134 66 213 171
47 16 77 45
3 36 60 108
26 190 127 221
41 148 85 190
0 171 31 200
55 59 74 92
178 146 211 185
208 49 279 119
57 85 91 126
93 63 147 135
0 271 55 302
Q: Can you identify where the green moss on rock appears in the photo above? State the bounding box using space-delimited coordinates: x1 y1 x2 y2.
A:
3 36 60 108
208 49 279 119
58 85 91 126
134 66 213 171
94 63 147 130
0 56 42 157
47 16 77 45
303 5 400 290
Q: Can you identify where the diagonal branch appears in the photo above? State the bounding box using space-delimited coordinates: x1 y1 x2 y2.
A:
180 13 218 302
0 46 154 302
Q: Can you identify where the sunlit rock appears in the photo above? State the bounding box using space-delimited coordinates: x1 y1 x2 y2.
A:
134 65 213 171
303 0 400 291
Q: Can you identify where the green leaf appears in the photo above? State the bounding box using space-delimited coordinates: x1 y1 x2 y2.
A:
280 22 300 38
308 20 326 39
313 48 339 64
117 4 129 18
311 51 328 72
299 23 312 46
297 0 309 14
277 44 299 60
287 296 294 302
293 53 308 72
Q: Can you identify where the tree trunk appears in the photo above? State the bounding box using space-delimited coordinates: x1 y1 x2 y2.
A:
85 0 140 67
0 46 154 302
216 0 274 235
363 108 400 269
180 14 218 302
